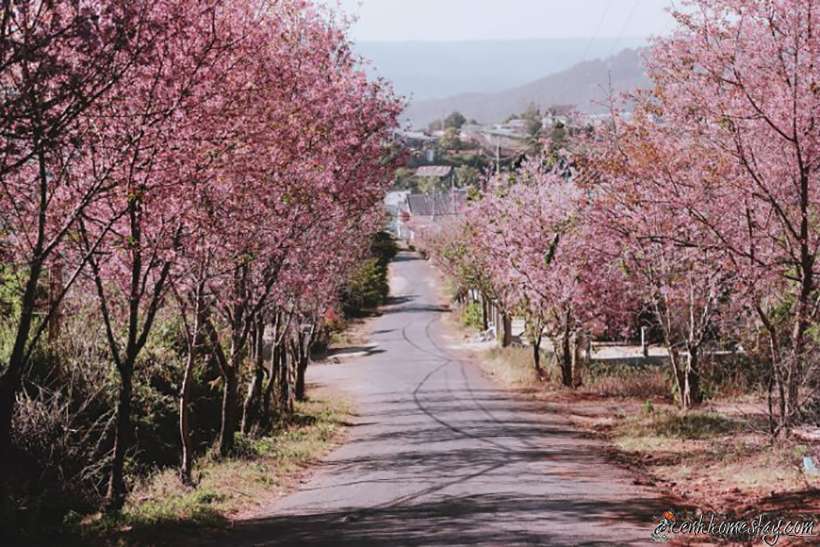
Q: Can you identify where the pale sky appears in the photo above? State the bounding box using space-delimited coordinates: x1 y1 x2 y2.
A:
328 0 678 42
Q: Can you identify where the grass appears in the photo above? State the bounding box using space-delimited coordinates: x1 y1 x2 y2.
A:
73 394 351 547
581 362 671 400
615 409 741 441
482 346 552 387
481 346 672 402
611 408 819 510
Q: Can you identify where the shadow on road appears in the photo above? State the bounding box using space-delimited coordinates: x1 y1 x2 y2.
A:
391 253 424 263
218 492 662 546
325 346 386 358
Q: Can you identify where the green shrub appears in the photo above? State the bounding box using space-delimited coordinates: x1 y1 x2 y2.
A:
340 258 388 316
461 301 484 330
370 230 398 266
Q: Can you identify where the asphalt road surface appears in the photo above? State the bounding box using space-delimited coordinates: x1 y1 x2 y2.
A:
217 251 668 546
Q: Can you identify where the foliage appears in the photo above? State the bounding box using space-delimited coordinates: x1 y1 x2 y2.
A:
370 231 399 266
416 0 819 428
340 258 389 317
0 0 401 529
461 301 484 330
428 111 466 132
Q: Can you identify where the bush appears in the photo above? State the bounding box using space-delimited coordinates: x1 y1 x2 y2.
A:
0 311 226 543
340 258 389 316
461 301 484 330
4 368 114 542
370 231 398 266
339 231 397 317
582 362 672 400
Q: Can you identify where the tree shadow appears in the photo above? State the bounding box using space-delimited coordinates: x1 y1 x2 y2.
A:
210 492 667 546
391 254 422 263
326 346 386 358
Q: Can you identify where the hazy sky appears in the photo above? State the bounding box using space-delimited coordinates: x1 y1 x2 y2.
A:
329 0 678 42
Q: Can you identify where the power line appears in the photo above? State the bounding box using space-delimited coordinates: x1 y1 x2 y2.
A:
612 0 641 52
581 0 613 63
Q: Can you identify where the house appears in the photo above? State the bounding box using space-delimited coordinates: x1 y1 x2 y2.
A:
403 189 468 241
505 118 530 134
394 129 435 148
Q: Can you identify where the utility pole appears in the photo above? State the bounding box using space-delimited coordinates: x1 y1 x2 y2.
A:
450 170 455 214
496 137 501 174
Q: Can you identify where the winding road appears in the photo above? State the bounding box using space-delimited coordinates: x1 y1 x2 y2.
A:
218 251 668 546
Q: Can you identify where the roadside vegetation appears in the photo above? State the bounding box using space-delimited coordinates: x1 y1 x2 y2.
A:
0 1 400 544
417 0 820 519
71 394 350 547
455 332 820 517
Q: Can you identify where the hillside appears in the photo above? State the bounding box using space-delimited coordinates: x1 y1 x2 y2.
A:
355 38 647 102
404 48 648 127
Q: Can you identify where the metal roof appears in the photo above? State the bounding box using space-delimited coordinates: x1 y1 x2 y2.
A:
415 165 453 178
407 190 467 217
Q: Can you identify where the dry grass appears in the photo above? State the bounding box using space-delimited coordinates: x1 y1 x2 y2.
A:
580 362 671 400
480 345 671 402
612 408 819 507
482 346 552 387
76 392 351 546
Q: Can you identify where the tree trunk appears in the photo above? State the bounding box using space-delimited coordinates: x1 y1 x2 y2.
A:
785 278 812 430
218 365 239 457
260 342 280 432
105 367 133 511
501 313 513 347
295 330 310 401
295 357 308 401
0 372 20 460
0 260 44 457
241 364 263 435
278 346 293 415
532 335 544 381
241 322 265 435
668 347 686 408
571 332 584 387
178 286 204 486
558 324 573 388
0 142 51 457
481 294 489 331
682 350 703 409
179 349 195 485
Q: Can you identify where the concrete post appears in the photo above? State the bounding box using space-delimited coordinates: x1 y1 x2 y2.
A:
641 326 649 357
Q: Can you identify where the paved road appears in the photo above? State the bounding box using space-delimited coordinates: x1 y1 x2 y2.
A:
219 252 668 546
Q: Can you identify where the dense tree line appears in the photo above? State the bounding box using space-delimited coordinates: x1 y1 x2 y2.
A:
416 0 819 434
0 0 400 527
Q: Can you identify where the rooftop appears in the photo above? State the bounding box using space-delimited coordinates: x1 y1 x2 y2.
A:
407 190 467 217
415 165 453 178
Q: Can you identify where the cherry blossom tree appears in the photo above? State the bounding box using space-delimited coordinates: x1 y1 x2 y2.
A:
0 0 165 459
593 0 819 427
174 0 401 457
74 0 233 509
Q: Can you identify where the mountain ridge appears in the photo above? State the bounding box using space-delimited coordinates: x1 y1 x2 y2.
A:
353 38 647 102
403 48 648 127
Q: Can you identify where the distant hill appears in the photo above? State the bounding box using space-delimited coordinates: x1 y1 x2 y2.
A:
403 48 649 127
354 38 647 102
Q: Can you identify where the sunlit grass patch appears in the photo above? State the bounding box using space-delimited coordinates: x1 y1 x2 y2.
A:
482 345 556 387
582 362 671 400
611 408 819 502
617 409 742 441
